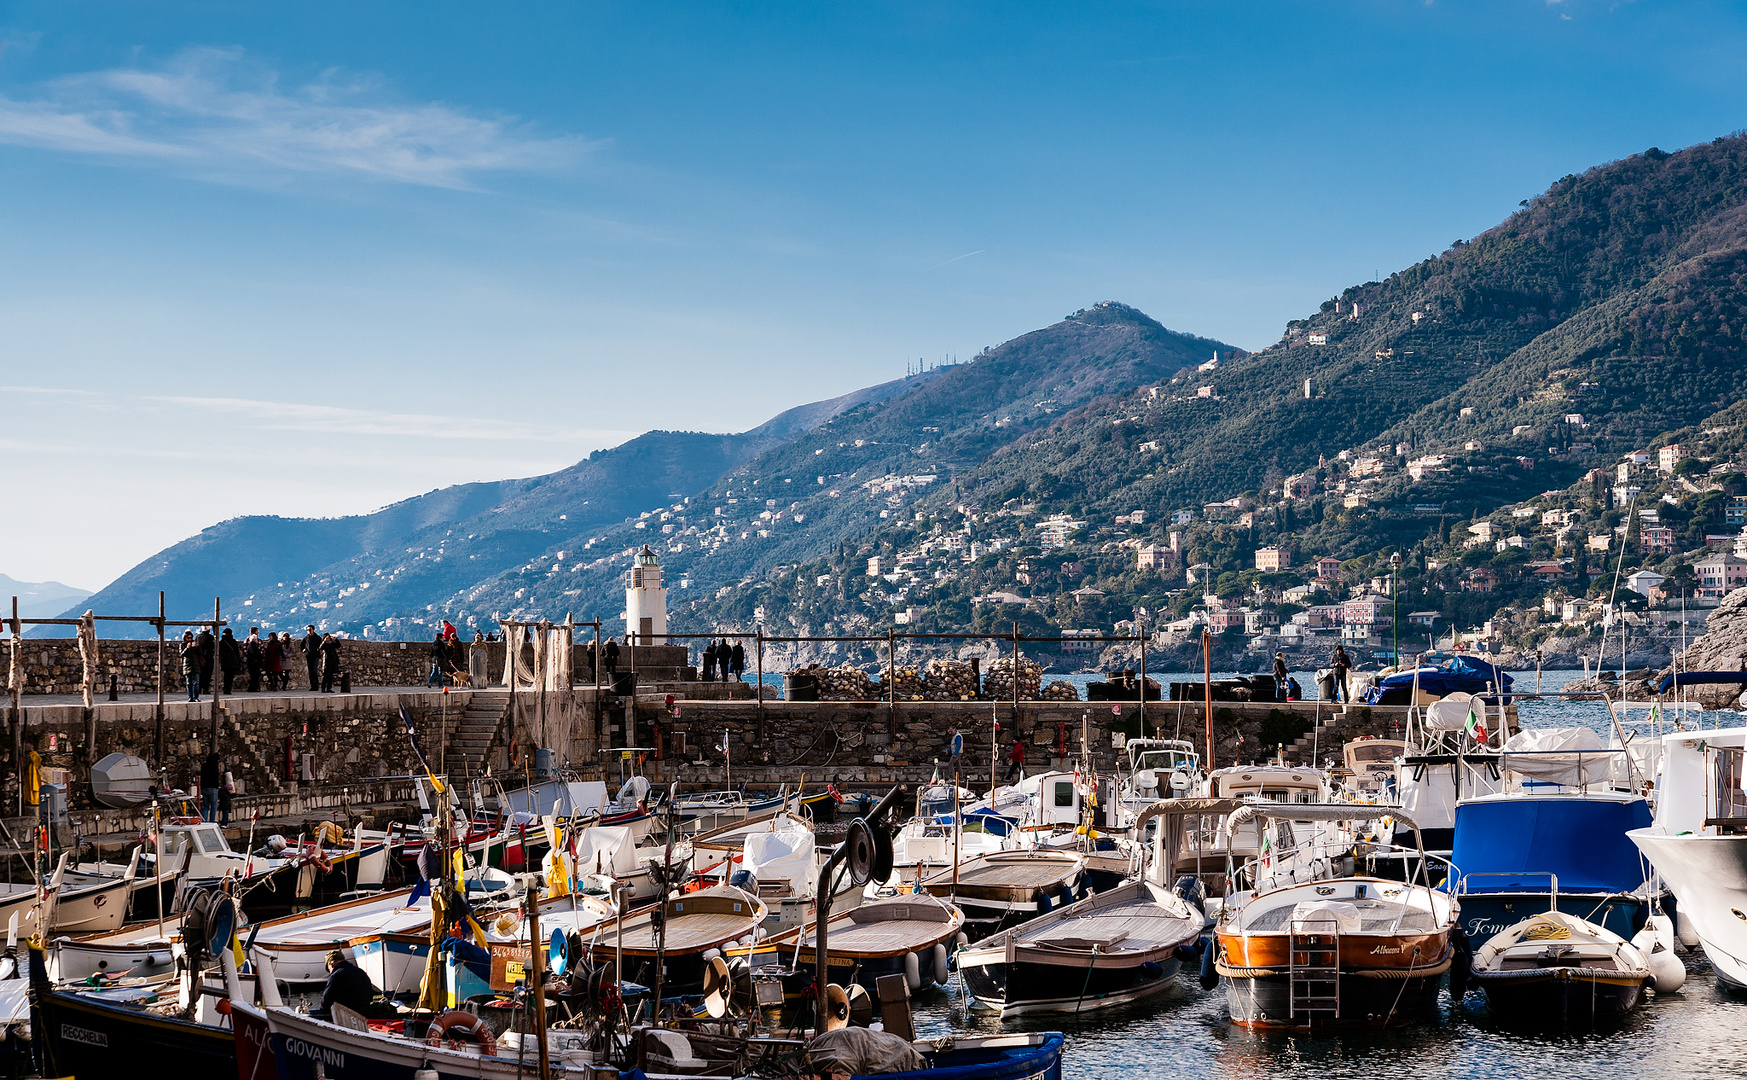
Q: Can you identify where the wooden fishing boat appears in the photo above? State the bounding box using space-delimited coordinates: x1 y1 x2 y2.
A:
246 886 432 984
1214 804 1457 1030
959 876 1205 1015
919 849 1085 931
768 894 965 995
1470 910 1651 1023
47 915 187 986
50 849 142 935
587 884 766 995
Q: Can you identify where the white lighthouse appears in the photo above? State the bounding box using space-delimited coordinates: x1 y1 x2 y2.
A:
625 545 668 644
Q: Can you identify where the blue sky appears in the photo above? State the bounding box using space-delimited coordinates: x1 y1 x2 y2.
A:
3 1 1745 589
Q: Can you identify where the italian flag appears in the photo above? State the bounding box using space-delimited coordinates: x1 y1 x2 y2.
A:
1465 703 1489 744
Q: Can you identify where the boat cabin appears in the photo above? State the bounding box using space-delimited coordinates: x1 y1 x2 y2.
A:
1209 765 1326 804
1124 738 1203 797
159 822 252 881
1342 738 1406 795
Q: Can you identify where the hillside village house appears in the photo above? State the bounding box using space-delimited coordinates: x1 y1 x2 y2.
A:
1315 556 1343 581
1136 544 1178 570
1341 595 1388 640
1467 521 1502 545
1694 553 1747 599
1255 546 1292 572
1463 567 1500 593
1641 524 1677 554
1626 569 1667 597
1658 444 1688 472
1623 450 1652 466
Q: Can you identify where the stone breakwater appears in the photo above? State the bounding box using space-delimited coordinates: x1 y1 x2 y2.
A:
5 640 695 696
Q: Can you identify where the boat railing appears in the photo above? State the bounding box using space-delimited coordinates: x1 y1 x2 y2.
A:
1232 834 1463 901
1458 870 1558 911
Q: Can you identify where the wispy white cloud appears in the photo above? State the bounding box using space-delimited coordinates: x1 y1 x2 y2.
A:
145 394 633 445
0 48 588 188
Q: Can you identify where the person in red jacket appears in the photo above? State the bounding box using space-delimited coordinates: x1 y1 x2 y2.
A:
1005 736 1026 782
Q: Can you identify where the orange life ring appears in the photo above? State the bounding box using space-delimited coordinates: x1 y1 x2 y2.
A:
425 1010 498 1056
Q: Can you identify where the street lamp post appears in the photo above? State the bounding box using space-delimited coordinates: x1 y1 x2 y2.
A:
1390 552 1403 670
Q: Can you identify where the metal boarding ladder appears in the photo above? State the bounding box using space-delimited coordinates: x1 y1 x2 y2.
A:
1288 915 1341 1020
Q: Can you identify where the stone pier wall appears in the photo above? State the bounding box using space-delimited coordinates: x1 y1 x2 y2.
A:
6 639 693 696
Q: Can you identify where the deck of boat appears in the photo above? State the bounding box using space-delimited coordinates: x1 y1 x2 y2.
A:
1245 903 1439 933
1015 898 1194 952
612 888 763 953
921 853 1079 891
795 897 959 955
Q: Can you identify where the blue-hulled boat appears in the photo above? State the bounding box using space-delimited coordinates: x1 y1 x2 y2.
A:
1450 791 1668 942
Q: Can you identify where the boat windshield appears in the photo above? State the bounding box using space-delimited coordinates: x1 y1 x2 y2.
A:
1134 750 1196 772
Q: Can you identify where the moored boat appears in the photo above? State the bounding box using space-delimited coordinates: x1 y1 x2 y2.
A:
1214 804 1457 1029
771 893 965 995
919 850 1085 932
1469 909 1651 1023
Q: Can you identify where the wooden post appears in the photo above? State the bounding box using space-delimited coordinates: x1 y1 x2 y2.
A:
886 628 896 737
526 877 551 1080
210 597 222 753
1138 618 1148 738
10 597 20 818
155 592 165 767
1202 630 1215 773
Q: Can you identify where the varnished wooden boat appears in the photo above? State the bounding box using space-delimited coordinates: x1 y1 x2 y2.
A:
767 893 965 994
1214 804 1456 1029
584 884 766 994
919 850 1085 931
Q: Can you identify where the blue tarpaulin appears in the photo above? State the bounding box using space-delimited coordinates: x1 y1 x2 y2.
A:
1450 796 1651 894
1363 655 1514 704
1653 671 1747 695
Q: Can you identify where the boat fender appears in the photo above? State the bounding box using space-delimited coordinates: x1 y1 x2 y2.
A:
954 932 968 950
903 951 922 991
932 943 950 985
1448 926 1472 999
426 1010 499 1056
415 1070 439 1080
702 948 722 962
1675 909 1700 949
1198 938 1219 991
1173 944 1199 964
1632 930 1687 993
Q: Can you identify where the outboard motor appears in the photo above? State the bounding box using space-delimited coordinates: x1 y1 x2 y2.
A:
1172 874 1206 915
729 868 759 893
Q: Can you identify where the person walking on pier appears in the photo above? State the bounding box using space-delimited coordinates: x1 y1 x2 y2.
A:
180 631 202 701
200 751 222 823
219 628 243 694
196 627 216 696
321 633 342 693
1005 736 1026 782
245 628 265 693
1272 652 1289 703
949 727 963 770
1331 645 1351 703
730 640 746 681
426 631 447 687
302 625 322 690
702 641 718 681
603 638 620 676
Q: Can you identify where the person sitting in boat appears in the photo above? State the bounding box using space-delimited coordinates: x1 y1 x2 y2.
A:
315 949 378 1020
807 984 923 1079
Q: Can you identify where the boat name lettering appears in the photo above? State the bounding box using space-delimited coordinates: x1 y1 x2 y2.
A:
284 1037 346 1067
1369 945 1402 954
60 1024 107 1047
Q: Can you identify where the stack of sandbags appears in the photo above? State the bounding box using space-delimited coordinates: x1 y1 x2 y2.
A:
882 665 926 701
923 659 979 701
1040 680 1080 702
983 656 1043 701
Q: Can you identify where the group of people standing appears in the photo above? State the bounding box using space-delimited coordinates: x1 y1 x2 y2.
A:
427 621 490 687
700 638 745 681
179 624 342 700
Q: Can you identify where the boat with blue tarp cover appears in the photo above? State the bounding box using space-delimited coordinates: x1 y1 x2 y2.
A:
1451 791 1666 941
1363 654 1514 705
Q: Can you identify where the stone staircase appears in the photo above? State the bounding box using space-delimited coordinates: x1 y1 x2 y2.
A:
1284 704 1361 766
221 703 286 794
446 691 510 778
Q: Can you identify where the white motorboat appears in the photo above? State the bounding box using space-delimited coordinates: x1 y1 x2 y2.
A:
1628 724 1747 987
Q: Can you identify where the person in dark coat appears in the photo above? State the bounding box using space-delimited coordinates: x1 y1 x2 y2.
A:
196 628 216 694
302 626 322 690
1272 652 1289 703
603 638 619 675
427 632 447 687
200 751 222 823
265 632 285 690
315 950 378 1020
702 641 718 681
321 633 342 692
218 628 243 694
244 628 265 693
180 631 202 702
1332 645 1351 703
730 641 746 680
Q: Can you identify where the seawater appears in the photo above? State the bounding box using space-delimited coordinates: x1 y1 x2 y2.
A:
906 670 1747 1077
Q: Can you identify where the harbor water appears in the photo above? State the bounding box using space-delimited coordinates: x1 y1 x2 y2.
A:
907 670 1747 1077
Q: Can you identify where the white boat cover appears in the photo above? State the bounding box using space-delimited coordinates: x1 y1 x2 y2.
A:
1289 900 1362 933
1424 692 1479 730
742 823 814 893
1503 727 1611 785
574 826 637 877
